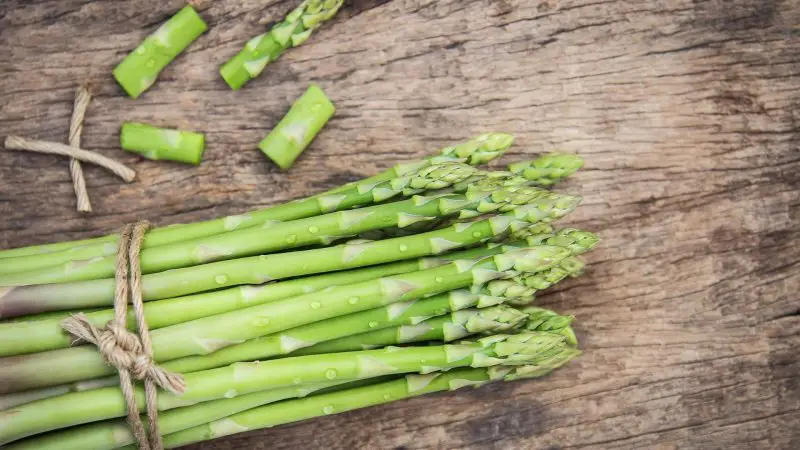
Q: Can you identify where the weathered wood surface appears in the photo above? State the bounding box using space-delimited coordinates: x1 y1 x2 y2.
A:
1 0 798 448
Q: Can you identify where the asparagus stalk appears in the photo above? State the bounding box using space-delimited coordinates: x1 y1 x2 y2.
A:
0 332 567 444
0 241 519 357
508 153 585 186
0 162 482 284
220 0 344 90
113 5 207 98
259 84 335 169
295 305 529 355
0 245 573 393
520 306 578 346
0 189 580 316
0 133 512 260
0 149 489 278
120 122 206 165
4 380 353 450
151 348 580 450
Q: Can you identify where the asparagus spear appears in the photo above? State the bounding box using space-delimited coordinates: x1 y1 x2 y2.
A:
220 0 344 90
0 133 512 261
113 5 207 98
0 190 580 316
259 84 335 169
151 348 580 450
0 162 481 283
4 380 353 450
295 305 529 355
508 153 585 186
520 306 578 346
0 241 520 357
0 138 506 283
0 245 573 393
0 332 567 444
120 122 206 165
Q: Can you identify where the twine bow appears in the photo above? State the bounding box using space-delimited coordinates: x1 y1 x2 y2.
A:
62 221 184 450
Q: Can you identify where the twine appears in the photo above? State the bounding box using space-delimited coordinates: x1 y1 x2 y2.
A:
69 85 93 212
62 221 184 450
4 136 136 183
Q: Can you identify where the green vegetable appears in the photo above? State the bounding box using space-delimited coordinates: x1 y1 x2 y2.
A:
0 133 512 261
153 347 580 450
259 84 335 169
120 122 206 165
508 153 585 186
0 245 573 393
0 162 479 284
113 6 207 98
0 332 567 444
0 241 516 357
0 189 581 316
220 0 344 90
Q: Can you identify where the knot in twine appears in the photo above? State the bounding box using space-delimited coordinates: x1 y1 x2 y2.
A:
61 221 184 450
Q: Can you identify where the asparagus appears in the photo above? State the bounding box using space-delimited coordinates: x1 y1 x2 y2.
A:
150 348 580 450
113 5 207 98
220 0 344 90
120 122 206 165
260 84 335 169
0 133 512 260
0 332 567 444
0 245 573 393
0 160 476 279
520 306 578 346
0 241 518 357
0 162 481 284
508 153 585 186
295 305 529 355
4 380 353 450
0 189 580 316
0 145 496 278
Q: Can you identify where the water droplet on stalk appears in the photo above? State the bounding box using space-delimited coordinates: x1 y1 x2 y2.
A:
286 235 297 244
325 369 337 379
399 245 408 252
311 302 322 310
308 226 319 233
348 297 359 305
215 275 228 285
368 321 379 328
322 405 334 414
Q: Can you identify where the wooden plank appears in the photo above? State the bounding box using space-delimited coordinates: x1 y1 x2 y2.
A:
0 0 798 448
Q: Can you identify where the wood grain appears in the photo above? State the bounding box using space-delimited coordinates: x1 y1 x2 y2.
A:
1 0 798 449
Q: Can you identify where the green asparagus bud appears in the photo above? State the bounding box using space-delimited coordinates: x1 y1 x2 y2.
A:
508 153 585 186
520 306 578 346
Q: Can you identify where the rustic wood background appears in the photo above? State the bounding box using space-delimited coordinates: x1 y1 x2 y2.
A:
1 0 798 448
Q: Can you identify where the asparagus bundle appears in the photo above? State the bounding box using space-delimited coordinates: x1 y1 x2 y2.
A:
0 136 595 448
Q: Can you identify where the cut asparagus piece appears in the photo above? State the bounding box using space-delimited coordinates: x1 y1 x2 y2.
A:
0 189 581 315
113 5 207 98
0 332 567 444
220 0 344 90
0 241 516 357
0 133 512 260
120 122 205 165
259 84 335 169
0 245 573 393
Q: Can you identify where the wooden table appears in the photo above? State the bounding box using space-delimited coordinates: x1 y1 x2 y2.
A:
1 1 798 448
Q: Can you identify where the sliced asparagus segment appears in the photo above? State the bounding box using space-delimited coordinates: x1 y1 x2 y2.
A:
113 6 207 98
259 84 335 169
220 0 345 90
120 123 205 165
